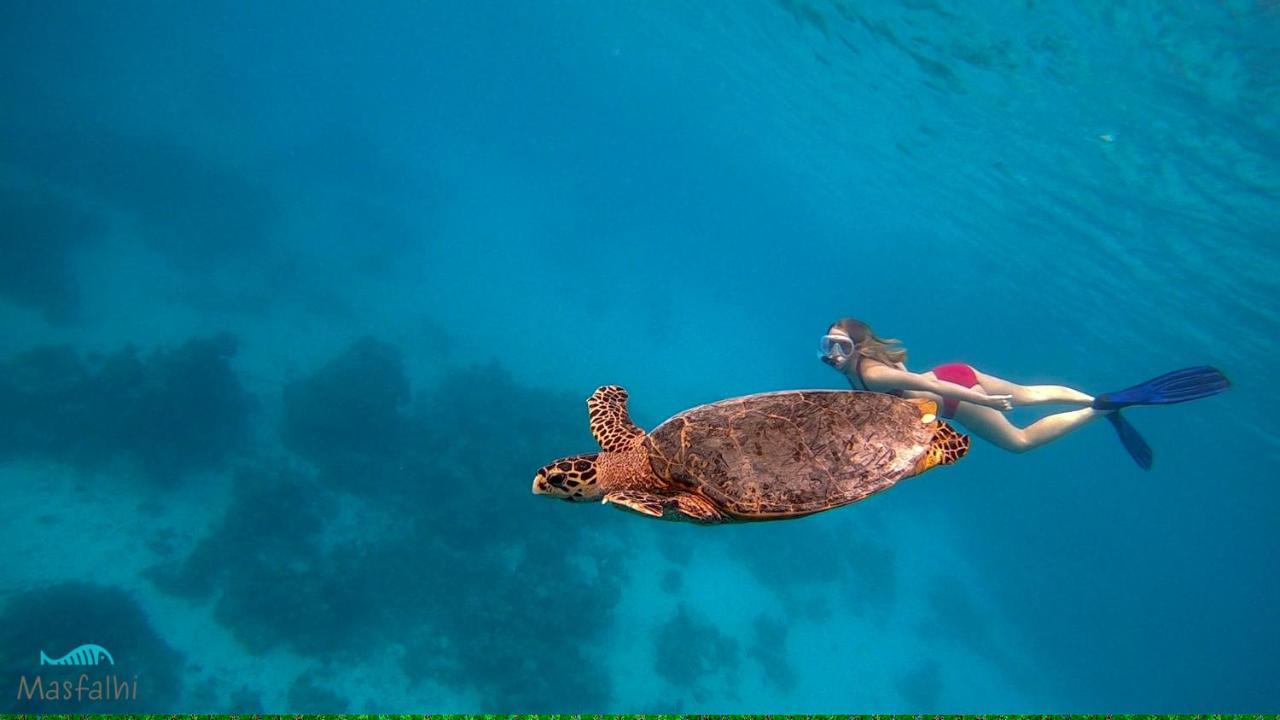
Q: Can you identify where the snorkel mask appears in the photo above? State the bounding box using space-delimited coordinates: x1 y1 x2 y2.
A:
818 334 856 367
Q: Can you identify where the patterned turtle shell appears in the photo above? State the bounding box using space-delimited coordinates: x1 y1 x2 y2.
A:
643 390 951 519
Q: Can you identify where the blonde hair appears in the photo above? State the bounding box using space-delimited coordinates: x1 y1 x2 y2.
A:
828 318 907 366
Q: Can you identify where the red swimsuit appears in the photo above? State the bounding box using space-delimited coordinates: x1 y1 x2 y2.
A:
930 362 980 418
852 359 980 418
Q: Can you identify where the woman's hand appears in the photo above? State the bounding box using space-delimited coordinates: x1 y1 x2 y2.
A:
821 354 849 371
983 394 1015 412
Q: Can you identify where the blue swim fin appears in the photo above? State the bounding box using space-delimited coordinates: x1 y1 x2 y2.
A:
1106 411 1152 470
1092 366 1230 411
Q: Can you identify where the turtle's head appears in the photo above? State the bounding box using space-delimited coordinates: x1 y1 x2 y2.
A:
532 454 603 502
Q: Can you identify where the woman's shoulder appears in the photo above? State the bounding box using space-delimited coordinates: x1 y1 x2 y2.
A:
856 358 908 396
858 358 907 375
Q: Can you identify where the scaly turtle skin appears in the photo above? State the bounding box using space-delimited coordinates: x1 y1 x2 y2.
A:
532 385 969 524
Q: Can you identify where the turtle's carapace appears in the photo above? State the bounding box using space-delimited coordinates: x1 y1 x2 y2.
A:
533 385 969 524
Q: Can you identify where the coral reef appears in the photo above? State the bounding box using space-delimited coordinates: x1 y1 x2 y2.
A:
730 518 898 622
896 659 944 709
652 604 739 702
145 462 365 657
660 568 683 594
0 186 95 323
841 528 897 620
0 334 252 482
3 122 277 268
0 581 184 713
280 336 410 494
153 339 630 709
286 675 349 713
749 614 796 693
920 574 998 662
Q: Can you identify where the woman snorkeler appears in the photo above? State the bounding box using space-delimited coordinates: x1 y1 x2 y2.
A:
818 318 1230 468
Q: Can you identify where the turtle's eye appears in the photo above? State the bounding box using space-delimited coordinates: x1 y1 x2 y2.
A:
548 473 567 488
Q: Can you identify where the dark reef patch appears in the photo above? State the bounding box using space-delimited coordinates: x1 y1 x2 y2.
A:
185 677 220 712
3 119 435 319
280 336 410 494
145 462 370 657
0 185 97 324
652 604 739 702
155 339 629 710
403 359 606 544
655 525 697 566
841 526 897 620
227 685 263 713
896 658 944 709
286 675 349 713
660 568 683 593
921 574 988 648
394 361 627 709
267 127 433 277
749 614 796 693
918 574 1010 673
734 522 838 586
436 521 623 701
729 517 897 622
0 582 184 713
0 334 252 482
0 345 93 462
2 121 277 268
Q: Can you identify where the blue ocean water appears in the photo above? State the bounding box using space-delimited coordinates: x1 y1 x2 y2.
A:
1 0 1277 712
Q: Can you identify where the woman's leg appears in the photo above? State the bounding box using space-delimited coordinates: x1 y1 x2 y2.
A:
974 370 1093 407
953 402 1108 453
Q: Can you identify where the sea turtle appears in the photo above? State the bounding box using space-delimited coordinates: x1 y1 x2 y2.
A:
532 385 970 523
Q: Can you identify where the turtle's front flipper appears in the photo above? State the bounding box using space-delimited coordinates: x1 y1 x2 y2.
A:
588 385 646 451
602 490 665 518
603 491 726 524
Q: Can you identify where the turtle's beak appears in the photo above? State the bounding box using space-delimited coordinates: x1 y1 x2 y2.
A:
531 473 546 495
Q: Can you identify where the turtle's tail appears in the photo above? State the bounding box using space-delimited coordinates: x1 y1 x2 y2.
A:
917 421 969 474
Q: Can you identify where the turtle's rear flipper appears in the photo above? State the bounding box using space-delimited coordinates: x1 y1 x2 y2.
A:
588 385 646 452
673 493 724 524
918 421 970 473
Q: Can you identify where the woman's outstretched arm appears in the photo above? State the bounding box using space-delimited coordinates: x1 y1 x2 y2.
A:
862 364 1013 411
